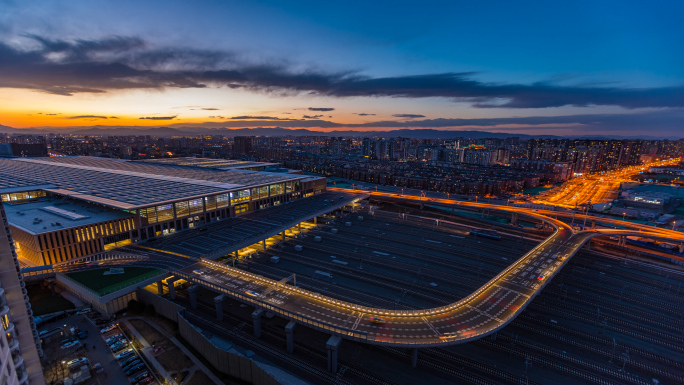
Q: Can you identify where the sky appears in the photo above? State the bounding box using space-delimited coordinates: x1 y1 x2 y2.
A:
1 0 683 137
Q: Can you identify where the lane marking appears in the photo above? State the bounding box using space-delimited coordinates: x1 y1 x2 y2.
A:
352 313 365 330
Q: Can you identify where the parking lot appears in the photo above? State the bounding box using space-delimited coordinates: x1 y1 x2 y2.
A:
39 310 159 385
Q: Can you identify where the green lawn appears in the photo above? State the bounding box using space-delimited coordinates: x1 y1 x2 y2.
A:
27 285 75 316
66 267 162 296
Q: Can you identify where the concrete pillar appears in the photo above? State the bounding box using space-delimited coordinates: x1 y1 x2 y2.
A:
167 277 179 300
234 250 238 260
282 231 286 241
314 217 318 224
419 203 424 210
585 239 592 250
262 239 266 250
156 281 164 295
285 321 296 353
326 335 342 373
411 348 418 368
298 222 301 232
511 213 518 226
214 295 224 321
591 220 596 230
48 279 56 296
188 285 200 309
252 309 265 338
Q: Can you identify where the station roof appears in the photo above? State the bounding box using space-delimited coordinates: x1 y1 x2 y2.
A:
138 191 366 259
5 197 134 235
0 157 306 210
135 157 279 170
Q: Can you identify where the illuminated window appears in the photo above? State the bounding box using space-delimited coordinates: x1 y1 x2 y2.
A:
140 207 157 224
259 185 269 197
204 196 217 211
156 204 174 222
234 203 249 214
230 189 250 205
189 198 204 215
251 188 260 199
175 201 189 217
216 193 230 208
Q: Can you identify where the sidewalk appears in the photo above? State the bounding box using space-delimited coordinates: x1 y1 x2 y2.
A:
122 316 223 385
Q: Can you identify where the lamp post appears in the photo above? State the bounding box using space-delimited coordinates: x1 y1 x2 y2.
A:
673 221 678 231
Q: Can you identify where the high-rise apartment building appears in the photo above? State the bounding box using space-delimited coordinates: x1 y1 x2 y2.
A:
0 202 45 385
233 136 253 156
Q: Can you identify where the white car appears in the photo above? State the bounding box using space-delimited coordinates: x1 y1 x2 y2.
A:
100 324 117 334
115 349 135 360
66 357 89 368
60 340 81 350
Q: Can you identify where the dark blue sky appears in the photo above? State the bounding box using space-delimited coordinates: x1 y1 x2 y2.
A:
1 0 682 137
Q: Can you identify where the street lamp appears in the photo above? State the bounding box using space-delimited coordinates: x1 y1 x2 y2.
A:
673 221 678 230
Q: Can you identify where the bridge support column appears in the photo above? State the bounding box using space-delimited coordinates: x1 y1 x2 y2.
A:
326 335 342 373
214 295 225 321
262 240 266 250
419 203 424 210
282 231 286 241
156 280 164 295
188 285 199 309
167 277 180 300
252 309 265 338
298 222 301 232
411 348 418 368
591 220 596 230
679 243 683 253
285 321 296 353
314 217 317 225
585 240 592 250
511 213 518 226
48 279 56 296
234 250 238 260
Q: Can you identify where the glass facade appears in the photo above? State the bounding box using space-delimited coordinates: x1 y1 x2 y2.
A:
156 204 173 222
188 198 204 215
175 201 189 217
205 195 217 211
230 189 250 205
216 193 230 208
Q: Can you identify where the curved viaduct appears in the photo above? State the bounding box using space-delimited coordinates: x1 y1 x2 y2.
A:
165 192 684 348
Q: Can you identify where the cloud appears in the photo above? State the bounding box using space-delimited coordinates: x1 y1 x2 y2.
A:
229 115 297 120
1 34 683 109
200 108 220 110
109 116 119 119
308 107 335 111
303 114 324 119
45 113 59 115
66 115 109 119
139 116 177 120
354 113 376 116
393 114 426 118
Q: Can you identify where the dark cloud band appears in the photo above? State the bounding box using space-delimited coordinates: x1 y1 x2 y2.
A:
1 35 683 109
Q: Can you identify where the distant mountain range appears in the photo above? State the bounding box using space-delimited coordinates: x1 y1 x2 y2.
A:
0 124 676 140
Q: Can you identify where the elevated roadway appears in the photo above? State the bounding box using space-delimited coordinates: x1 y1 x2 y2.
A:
28 189 684 348
165 190 684 347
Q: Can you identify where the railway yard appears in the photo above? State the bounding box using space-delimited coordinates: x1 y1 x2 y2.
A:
165 203 684 385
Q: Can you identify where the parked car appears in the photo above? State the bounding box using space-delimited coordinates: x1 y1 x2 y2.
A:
135 377 154 385
119 355 140 367
65 357 88 369
100 324 117 334
92 363 104 374
111 342 129 352
60 340 81 350
130 371 149 384
115 349 135 360
122 359 142 372
76 308 91 315
77 331 88 339
108 338 127 348
106 334 124 344
125 363 145 376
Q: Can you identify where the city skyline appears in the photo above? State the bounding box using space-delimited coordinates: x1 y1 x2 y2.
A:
2 0 683 137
